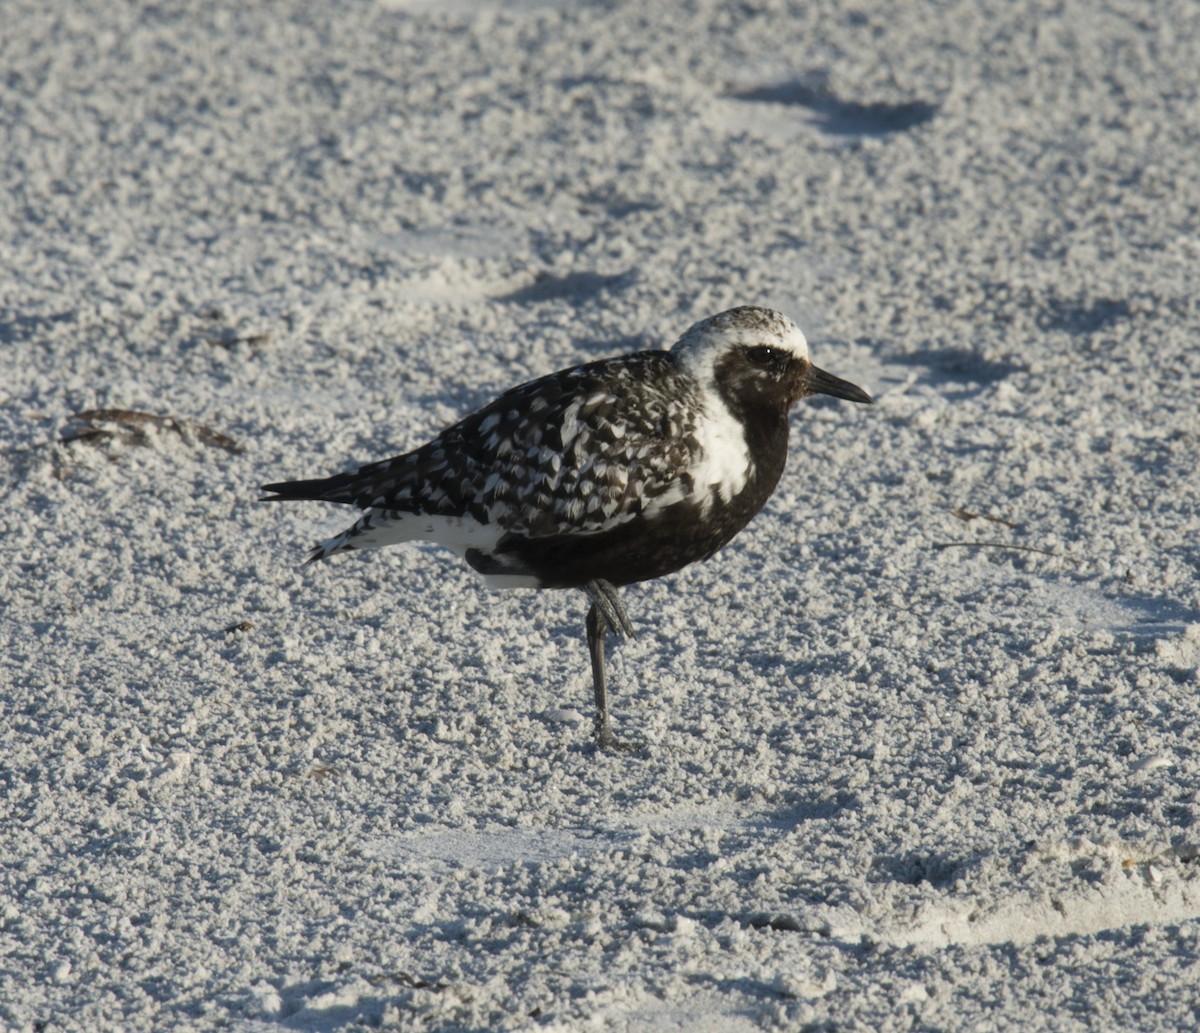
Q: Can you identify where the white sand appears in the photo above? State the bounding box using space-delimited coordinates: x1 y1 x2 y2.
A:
3 1 1200 1029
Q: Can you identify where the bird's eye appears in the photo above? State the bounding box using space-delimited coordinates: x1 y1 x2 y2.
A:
746 346 777 367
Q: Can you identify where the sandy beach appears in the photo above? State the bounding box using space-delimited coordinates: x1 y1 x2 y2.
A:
2 1 1199 1029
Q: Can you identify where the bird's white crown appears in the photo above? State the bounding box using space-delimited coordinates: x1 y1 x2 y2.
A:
670 306 810 387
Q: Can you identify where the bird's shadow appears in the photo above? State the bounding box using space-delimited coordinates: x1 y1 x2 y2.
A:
727 79 938 137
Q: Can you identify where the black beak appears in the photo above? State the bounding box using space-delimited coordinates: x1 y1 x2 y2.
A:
807 364 873 404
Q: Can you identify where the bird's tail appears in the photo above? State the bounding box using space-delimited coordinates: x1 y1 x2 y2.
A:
261 475 371 564
260 473 360 505
261 468 424 565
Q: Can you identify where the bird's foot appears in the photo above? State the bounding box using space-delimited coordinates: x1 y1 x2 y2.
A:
592 710 643 752
593 729 642 753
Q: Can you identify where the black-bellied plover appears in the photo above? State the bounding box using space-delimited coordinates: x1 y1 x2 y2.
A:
262 306 872 749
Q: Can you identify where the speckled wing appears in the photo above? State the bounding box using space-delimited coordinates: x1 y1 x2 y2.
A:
288 352 704 539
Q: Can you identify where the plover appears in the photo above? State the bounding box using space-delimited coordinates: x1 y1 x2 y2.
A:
262 306 872 749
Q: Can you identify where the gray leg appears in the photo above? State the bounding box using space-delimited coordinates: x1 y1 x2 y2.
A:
586 602 614 749
583 579 634 751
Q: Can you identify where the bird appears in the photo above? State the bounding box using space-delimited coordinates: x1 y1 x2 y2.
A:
261 306 872 749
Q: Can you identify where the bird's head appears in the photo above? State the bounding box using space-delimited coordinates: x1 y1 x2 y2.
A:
671 306 873 418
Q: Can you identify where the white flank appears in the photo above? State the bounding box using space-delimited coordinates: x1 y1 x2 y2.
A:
318 509 505 558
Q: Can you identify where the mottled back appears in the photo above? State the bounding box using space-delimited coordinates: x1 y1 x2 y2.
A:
306 352 706 540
